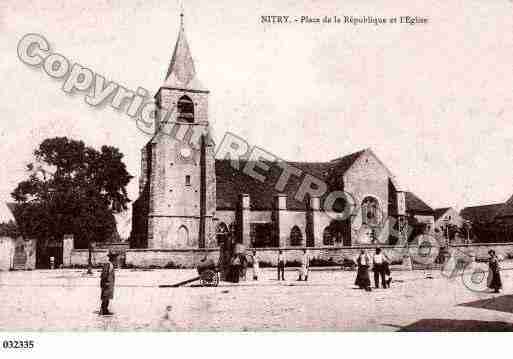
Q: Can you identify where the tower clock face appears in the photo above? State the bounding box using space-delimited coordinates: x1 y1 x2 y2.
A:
180 147 192 159
176 143 196 164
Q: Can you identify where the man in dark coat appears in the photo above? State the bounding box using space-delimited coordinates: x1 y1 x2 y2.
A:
100 251 117 315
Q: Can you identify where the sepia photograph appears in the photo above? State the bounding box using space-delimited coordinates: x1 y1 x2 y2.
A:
1 0 513 353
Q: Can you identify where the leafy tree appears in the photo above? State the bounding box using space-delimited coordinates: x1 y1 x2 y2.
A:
0 220 20 238
11 137 132 271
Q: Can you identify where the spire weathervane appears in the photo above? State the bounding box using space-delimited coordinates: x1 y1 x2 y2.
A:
163 0 205 90
180 1 184 28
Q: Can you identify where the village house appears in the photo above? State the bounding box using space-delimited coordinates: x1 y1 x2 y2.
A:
461 196 513 243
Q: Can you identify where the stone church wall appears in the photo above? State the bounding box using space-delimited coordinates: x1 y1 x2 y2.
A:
344 152 390 245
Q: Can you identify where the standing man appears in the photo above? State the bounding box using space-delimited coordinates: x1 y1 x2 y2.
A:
372 248 386 289
277 250 285 281
100 251 117 315
298 249 310 281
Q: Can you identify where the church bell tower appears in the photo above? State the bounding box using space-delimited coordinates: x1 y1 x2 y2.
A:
146 13 216 249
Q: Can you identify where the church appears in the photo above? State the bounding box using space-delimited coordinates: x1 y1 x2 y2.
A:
129 16 435 255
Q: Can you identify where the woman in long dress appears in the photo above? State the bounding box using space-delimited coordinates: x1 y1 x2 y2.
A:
355 250 371 291
487 250 502 293
383 253 392 288
230 254 241 283
240 253 248 281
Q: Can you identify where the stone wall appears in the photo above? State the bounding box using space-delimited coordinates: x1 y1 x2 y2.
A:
251 245 408 266
449 243 513 260
123 245 407 269
69 249 109 267
120 242 513 269
58 241 513 269
65 240 129 267
125 248 219 268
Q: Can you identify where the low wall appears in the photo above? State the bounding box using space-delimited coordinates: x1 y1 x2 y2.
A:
65 240 129 268
69 249 109 267
94 242 129 251
125 249 219 268
124 245 409 268
253 246 409 266
70 243 513 269
449 243 513 260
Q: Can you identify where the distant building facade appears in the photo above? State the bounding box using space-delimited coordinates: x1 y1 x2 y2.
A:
461 196 513 242
434 207 464 244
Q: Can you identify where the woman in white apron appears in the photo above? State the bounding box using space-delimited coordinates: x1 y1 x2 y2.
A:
252 250 260 280
298 249 310 281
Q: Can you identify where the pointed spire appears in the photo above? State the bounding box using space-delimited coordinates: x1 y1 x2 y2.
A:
180 6 184 28
163 12 205 91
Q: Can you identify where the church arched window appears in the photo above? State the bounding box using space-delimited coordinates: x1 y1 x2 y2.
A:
177 225 189 247
177 95 194 123
290 226 303 246
361 196 380 226
323 226 334 246
216 222 229 246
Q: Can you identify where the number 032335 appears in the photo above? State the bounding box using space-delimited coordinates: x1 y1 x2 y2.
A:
2 340 35 349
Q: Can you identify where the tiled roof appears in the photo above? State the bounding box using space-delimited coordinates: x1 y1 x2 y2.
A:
434 207 451 221
215 159 331 210
495 194 513 218
215 150 367 210
460 203 504 224
328 150 365 176
405 192 434 215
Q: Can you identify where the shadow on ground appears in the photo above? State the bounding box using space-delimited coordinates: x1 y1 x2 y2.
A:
458 295 513 314
385 318 513 332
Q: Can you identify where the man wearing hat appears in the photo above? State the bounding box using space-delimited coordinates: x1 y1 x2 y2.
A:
100 251 117 315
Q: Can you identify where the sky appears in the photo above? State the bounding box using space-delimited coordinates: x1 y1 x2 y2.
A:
1 0 512 225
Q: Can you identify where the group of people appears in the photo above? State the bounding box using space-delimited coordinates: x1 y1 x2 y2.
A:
354 248 392 291
277 249 310 281
228 248 311 283
227 249 261 283
97 247 505 316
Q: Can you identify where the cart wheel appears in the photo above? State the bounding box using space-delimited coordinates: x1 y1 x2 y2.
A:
200 269 219 287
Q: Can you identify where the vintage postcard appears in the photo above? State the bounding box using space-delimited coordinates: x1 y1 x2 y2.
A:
1 0 513 353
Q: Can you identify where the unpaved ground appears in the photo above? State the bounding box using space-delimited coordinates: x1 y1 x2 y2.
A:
0 266 512 331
